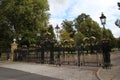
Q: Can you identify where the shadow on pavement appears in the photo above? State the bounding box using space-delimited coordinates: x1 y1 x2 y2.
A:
0 67 62 80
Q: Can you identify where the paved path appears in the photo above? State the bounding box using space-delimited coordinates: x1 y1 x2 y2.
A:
0 51 119 80
0 67 62 80
0 62 99 80
98 51 120 80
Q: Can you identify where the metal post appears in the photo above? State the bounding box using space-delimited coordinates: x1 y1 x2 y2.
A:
50 42 54 64
41 43 44 64
77 46 81 66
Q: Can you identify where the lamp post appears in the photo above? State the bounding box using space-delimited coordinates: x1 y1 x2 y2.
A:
36 30 40 46
36 30 44 63
36 30 40 63
18 34 22 48
18 37 21 42
55 25 60 42
100 12 106 39
99 13 111 68
45 30 54 64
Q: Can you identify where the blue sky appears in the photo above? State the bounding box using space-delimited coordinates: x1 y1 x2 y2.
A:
48 0 120 38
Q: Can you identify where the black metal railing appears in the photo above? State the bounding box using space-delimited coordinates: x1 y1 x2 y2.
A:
14 45 103 67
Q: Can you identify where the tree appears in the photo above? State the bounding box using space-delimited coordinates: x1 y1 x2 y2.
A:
117 37 120 49
74 13 90 33
59 29 71 42
74 31 85 46
105 29 116 48
48 25 55 39
61 20 75 38
59 29 75 47
74 13 102 45
60 20 76 46
0 0 50 49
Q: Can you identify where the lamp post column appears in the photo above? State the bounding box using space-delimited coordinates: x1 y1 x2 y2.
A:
100 12 106 39
100 13 111 68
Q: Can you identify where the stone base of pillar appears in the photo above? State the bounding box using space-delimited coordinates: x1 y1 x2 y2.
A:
11 43 18 61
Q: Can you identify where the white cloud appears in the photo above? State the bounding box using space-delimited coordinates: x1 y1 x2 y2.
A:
48 0 120 38
49 18 63 27
48 0 74 18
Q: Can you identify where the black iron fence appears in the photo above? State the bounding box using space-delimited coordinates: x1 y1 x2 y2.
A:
0 50 10 61
13 46 103 67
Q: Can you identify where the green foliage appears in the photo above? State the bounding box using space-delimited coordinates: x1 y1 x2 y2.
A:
74 13 102 39
73 13 103 46
102 29 116 48
116 37 120 49
0 0 50 49
74 31 85 46
118 37 120 49
60 20 76 47
60 29 71 41
74 13 90 29
48 25 55 38
61 20 75 38
21 30 36 47
60 13 115 47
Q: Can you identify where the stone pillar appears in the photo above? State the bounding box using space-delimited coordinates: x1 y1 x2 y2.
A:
11 42 18 61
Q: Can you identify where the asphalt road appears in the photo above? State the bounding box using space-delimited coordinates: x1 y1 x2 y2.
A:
0 67 62 80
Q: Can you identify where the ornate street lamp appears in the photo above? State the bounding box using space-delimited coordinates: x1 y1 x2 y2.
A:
100 13 106 27
100 13 111 68
100 12 106 39
44 29 55 64
118 2 120 10
18 34 22 48
115 19 120 28
36 30 45 64
115 2 120 28
18 37 22 41
36 31 41 63
36 30 40 46
55 25 60 41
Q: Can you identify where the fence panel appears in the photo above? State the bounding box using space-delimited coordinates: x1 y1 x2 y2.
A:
14 47 103 67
